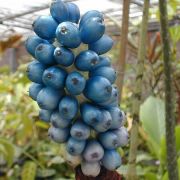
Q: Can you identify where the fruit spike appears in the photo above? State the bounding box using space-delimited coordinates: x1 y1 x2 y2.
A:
25 1 129 177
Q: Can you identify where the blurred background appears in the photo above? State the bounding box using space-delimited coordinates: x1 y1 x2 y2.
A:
0 0 180 179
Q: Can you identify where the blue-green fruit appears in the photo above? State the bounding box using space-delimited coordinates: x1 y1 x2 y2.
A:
89 66 116 84
54 47 74 67
50 111 71 128
50 0 69 23
70 121 90 140
27 60 46 84
80 103 103 126
29 83 43 101
42 66 67 89
66 137 86 155
39 109 53 123
59 96 78 120
37 87 64 110
84 76 112 103
65 71 86 95
83 140 104 162
48 126 69 143
66 2 80 23
89 35 113 55
75 50 100 71
33 15 58 40
25 35 47 57
56 22 81 48
35 43 56 65
80 17 105 44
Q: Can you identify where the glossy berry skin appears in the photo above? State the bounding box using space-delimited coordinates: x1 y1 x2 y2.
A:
54 47 74 67
25 36 47 57
84 76 112 103
70 121 90 140
33 16 58 40
80 17 105 44
50 0 69 23
48 126 69 143
89 66 116 84
65 71 86 95
42 66 67 89
37 87 64 110
89 34 114 55
81 161 101 177
75 50 100 71
29 83 43 101
59 96 78 120
112 127 129 147
108 107 125 129
64 151 82 167
93 110 112 132
66 2 80 24
92 56 111 70
66 137 86 155
35 43 56 65
27 60 46 84
102 149 121 170
80 10 103 28
39 109 53 123
80 103 103 126
56 22 81 48
98 87 119 108
50 111 71 128
83 140 104 162
99 131 119 149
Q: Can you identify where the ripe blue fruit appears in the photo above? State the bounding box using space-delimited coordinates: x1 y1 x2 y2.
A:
89 34 114 55
83 140 104 162
75 50 100 71
102 149 121 170
66 2 80 24
48 126 69 143
92 55 111 70
94 110 112 132
39 109 53 123
89 66 116 84
98 131 119 149
37 87 64 110
29 83 43 101
35 43 56 65
66 137 86 155
50 0 69 23
80 17 105 44
54 47 74 67
42 66 67 89
80 103 103 126
56 22 81 48
70 121 90 140
80 10 104 28
98 86 119 108
112 127 129 147
50 111 71 128
59 96 78 120
33 15 58 40
83 76 112 103
81 161 101 177
27 60 46 84
109 107 124 129
65 71 86 95
25 35 47 57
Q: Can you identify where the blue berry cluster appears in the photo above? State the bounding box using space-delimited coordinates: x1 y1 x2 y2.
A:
25 0 128 177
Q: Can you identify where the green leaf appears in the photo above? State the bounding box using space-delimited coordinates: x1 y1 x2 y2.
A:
21 161 37 180
175 125 180 153
36 168 56 178
140 96 165 157
145 172 157 180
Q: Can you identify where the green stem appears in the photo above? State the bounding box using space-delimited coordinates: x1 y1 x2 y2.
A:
159 0 179 179
127 1 150 179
